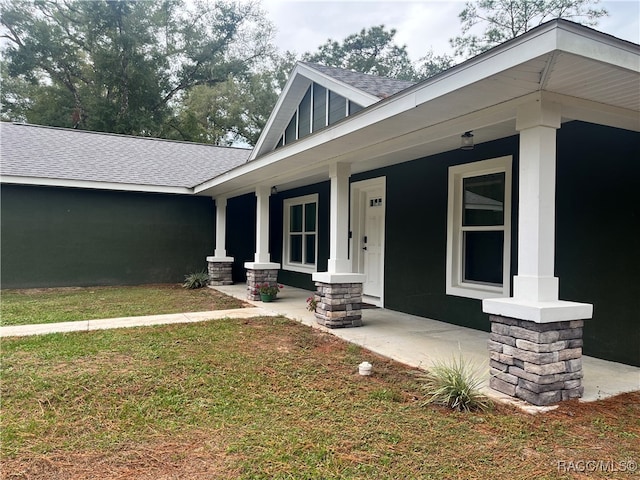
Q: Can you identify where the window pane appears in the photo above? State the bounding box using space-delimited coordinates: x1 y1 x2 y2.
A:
304 202 316 232
463 231 504 285
328 91 346 124
298 86 311 139
305 234 316 264
290 235 303 263
463 173 505 226
285 115 297 144
290 204 303 232
312 84 326 131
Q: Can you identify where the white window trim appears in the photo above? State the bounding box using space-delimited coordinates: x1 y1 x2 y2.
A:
283 194 319 274
446 156 512 300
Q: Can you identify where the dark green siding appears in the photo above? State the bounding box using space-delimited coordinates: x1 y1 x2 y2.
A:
556 122 640 366
226 193 256 282
270 182 331 291
1 185 215 288
352 136 521 333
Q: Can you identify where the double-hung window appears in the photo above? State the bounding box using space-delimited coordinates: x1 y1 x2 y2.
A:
283 194 318 273
446 156 512 299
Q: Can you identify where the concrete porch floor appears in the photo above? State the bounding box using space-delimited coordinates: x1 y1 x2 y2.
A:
215 283 639 411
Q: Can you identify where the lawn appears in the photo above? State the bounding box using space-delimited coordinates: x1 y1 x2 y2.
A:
0 284 247 326
1 316 638 479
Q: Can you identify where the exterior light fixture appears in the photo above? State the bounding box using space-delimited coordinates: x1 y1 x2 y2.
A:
270 186 278 195
460 131 474 150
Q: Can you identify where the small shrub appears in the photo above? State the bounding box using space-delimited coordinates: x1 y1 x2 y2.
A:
183 271 209 289
419 356 492 412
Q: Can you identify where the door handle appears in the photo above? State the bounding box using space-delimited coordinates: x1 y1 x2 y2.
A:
363 246 367 251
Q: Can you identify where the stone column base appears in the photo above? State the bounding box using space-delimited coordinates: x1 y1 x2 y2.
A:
245 267 279 301
314 282 363 328
488 314 584 406
206 257 233 286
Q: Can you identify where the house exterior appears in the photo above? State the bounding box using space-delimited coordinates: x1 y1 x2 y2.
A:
0 123 250 286
1 20 638 405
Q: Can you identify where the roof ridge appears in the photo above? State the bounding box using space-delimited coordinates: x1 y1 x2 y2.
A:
2 122 252 151
300 61 415 84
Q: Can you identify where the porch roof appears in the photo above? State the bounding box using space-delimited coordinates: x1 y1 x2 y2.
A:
195 20 639 199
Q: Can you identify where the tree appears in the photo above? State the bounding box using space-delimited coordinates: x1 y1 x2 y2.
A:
303 25 418 81
0 0 274 141
450 0 608 58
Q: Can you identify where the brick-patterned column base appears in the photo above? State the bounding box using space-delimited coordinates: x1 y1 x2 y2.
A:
246 268 279 301
314 282 363 328
207 259 233 286
488 314 584 406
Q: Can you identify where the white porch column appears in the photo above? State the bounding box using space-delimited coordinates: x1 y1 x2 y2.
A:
253 185 272 264
513 99 561 302
213 196 231 260
483 96 593 322
328 162 351 274
206 196 234 285
482 96 592 406
313 162 365 328
244 185 280 300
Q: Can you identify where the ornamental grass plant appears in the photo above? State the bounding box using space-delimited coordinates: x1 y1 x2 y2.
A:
420 355 492 412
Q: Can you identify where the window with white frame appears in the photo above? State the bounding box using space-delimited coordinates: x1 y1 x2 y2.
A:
283 194 318 273
446 156 512 299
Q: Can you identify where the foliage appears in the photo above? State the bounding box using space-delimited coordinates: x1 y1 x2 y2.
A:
420 355 492 412
0 0 274 142
306 295 318 312
450 0 608 58
182 271 210 289
303 25 418 81
254 283 283 297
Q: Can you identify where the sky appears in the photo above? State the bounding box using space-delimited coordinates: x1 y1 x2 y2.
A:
262 0 640 60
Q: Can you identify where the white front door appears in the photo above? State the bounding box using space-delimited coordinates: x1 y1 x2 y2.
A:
351 178 385 303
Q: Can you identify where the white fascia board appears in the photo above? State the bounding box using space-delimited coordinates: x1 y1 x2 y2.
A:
555 22 640 73
1 175 193 195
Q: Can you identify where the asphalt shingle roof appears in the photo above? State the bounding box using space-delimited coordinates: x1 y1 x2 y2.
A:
302 62 415 99
0 123 251 189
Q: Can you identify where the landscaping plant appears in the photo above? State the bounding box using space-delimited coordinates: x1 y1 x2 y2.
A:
183 270 210 289
420 355 492 412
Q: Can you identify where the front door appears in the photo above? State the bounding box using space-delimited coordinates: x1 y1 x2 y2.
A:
351 178 386 304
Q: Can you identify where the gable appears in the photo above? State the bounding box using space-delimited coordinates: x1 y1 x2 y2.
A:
250 62 415 160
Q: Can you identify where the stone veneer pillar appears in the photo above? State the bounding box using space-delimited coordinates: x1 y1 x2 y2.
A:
206 257 234 286
313 282 363 328
245 266 279 301
488 314 584 406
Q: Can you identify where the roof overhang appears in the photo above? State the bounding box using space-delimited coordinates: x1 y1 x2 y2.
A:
196 20 639 199
1 175 194 195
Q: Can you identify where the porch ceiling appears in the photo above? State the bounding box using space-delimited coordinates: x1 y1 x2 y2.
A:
195 22 639 199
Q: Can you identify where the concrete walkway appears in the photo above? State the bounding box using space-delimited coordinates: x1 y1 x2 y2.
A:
2 284 638 412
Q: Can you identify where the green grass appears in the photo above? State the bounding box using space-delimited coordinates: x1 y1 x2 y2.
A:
0 284 247 326
2 317 639 479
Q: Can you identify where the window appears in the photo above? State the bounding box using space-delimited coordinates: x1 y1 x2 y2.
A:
446 156 512 299
283 194 318 273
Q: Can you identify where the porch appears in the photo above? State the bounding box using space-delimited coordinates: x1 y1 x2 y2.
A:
213 283 640 412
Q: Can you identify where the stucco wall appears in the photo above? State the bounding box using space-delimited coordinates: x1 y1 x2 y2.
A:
1 185 215 288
